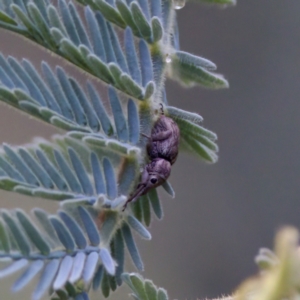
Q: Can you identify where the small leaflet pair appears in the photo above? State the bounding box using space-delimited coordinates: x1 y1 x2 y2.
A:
123 104 180 210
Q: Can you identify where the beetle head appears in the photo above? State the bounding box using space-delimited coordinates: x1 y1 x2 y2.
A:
141 158 171 189
123 158 171 210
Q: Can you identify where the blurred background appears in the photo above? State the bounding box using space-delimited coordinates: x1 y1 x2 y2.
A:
1 0 300 299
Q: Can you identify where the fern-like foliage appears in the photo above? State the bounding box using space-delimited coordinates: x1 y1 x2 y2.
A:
0 0 233 299
0 204 153 299
0 55 218 162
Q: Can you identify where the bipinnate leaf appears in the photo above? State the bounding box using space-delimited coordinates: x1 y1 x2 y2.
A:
0 1 155 99
0 56 147 156
0 203 155 299
0 0 231 299
0 139 142 201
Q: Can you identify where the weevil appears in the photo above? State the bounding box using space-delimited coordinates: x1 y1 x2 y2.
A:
123 104 180 210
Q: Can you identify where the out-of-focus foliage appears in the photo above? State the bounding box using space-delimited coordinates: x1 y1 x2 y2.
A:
236 227 300 300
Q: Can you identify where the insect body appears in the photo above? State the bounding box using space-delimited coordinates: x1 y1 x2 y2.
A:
123 106 180 210
147 115 180 165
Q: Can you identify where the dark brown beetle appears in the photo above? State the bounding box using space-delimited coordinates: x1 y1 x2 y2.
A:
123 104 180 210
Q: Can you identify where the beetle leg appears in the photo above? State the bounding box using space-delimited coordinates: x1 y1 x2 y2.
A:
160 103 164 115
141 132 151 139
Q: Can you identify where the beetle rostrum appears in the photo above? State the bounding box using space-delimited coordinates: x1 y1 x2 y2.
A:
123 105 180 210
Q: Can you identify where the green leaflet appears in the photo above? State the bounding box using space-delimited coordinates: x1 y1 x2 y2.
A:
123 273 169 300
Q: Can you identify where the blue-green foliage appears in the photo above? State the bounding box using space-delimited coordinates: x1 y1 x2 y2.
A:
0 0 157 100
77 0 164 43
0 0 233 299
122 273 169 300
0 53 219 162
0 205 153 299
0 140 135 200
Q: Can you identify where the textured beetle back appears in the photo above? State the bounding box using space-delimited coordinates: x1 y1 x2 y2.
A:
148 116 180 165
